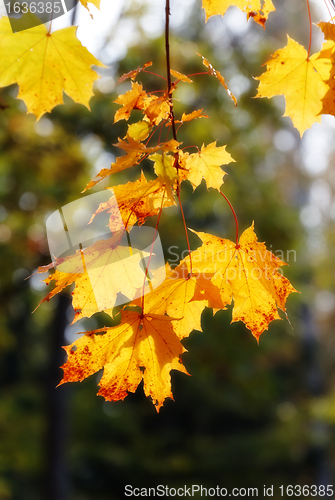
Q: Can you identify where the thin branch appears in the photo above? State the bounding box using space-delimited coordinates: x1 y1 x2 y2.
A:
71 0 77 26
165 0 192 274
165 0 177 142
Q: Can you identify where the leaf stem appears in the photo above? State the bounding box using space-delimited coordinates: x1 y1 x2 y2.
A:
165 124 172 142
145 122 165 147
177 187 193 275
141 189 166 312
185 72 210 78
157 121 165 145
219 190 239 246
307 0 312 59
143 70 168 81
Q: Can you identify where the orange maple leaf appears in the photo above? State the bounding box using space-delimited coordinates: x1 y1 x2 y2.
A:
83 151 143 191
202 0 275 28
114 82 147 123
177 109 208 123
89 172 176 231
317 23 335 117
117 61 153 85
198 53 237 105
59 309 188 411
170 69 193 83
84 139 181 192
114 82 171 126
143 94 171 126
114 137 180 155
189 223 297 340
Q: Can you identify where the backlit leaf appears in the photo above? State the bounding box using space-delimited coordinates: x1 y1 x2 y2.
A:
114 82 147 123
89 172 175 231
35 237 150 322
184 141 235 191
60 309 188 411
0 16 104 119
117 61 153 85
143 94 171 125
84 139 181 191
255 36 333 136
79 0 100 11
135 262 226 339
170 69 193 83
202 0 275 27
189 224 297 340
83 151 143 191
150 153 177 186
178 109 208 123
317 23 335 117
127 120 151 142
198 53 237 105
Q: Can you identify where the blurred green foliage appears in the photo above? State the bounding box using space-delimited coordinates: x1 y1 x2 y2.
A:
0 1 334 499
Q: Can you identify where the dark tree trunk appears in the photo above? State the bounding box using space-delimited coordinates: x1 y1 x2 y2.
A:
43 294 71 500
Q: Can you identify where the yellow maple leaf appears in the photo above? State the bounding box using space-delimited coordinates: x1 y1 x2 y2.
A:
149 152 180 203
202 0 275 27
183 141 235 191
0 16 104 119
255 36 333 136
189 224 297 340
150 153 177 185
35 236 151 322
89 172 176 231
80 0 100 10
127 120 151 142
59 309 188 411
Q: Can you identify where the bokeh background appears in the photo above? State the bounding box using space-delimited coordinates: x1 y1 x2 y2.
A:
1 0 335 498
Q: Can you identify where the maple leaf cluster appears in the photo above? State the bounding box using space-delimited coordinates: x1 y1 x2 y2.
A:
0 0 304 410
34 60 295 410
